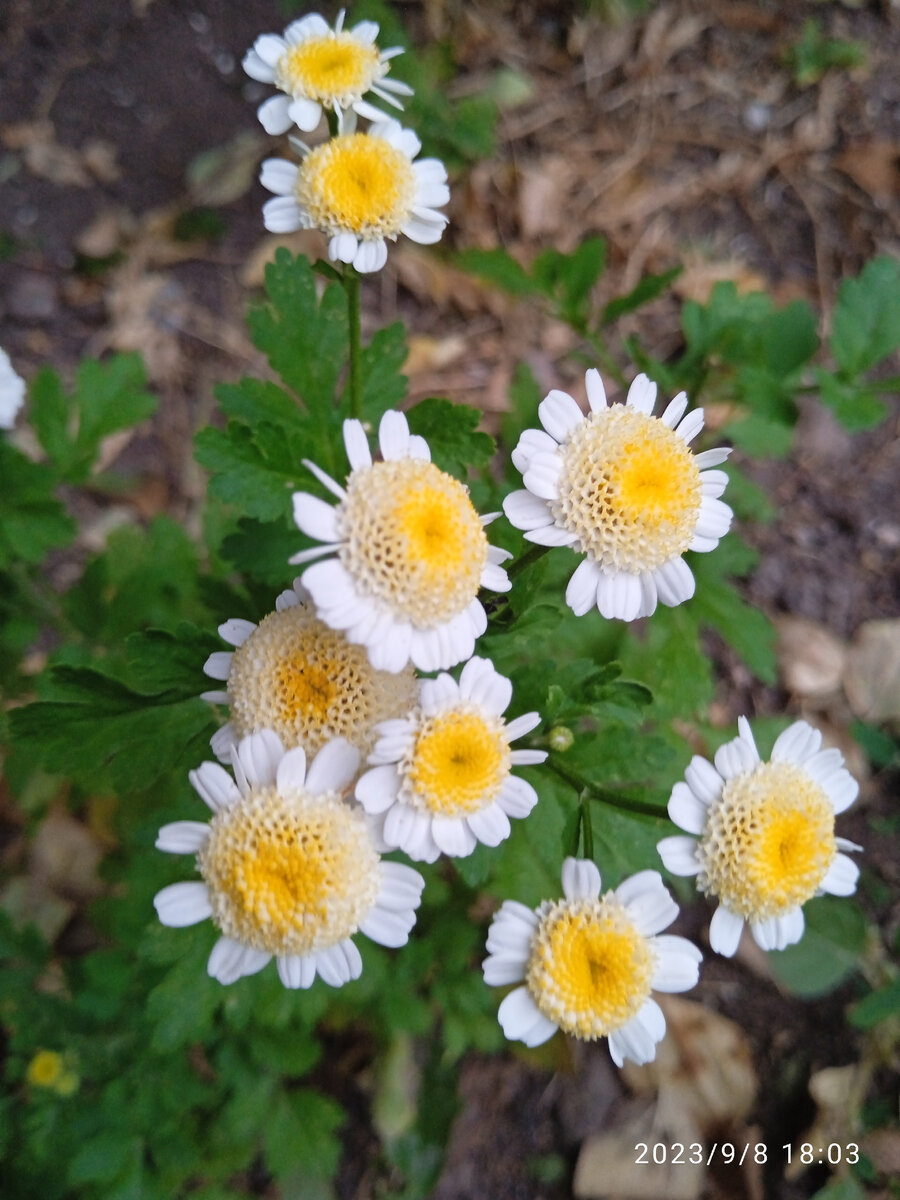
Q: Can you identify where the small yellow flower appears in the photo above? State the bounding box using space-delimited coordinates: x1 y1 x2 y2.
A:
26 1049 64 1089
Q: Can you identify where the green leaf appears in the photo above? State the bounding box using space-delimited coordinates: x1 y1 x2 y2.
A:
815 371 888 432
533 237 607 328
247 249 348 411
194 421 307 522
691 555 778 684
146 928 220 1052
68 1133 140 1186
830 256 900 378
767 896 868 997
353 321 409 420
455 248 540 297
30 354 156 483
0 443 76 566
124 623 221 696
220 517 303 587
601 266 681 326
263 1088 344 1183
592 807 669 891
721 410 795 458
808 1178 866 1200
848 977 900 1030
406 397 495 476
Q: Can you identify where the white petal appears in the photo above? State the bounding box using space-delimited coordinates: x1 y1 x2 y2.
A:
650 935 702 992
277 954 317 989
485 901 540 957
329 230 359 264
292 492 339 543
660 391 688 428
232 730 284 793
626 374 657 414
523 523 578 547
497 986 558 1047
378 409 411 460
772 720 822 765
384 804 438 861
242 48 275 82
419 671 460 714
218 618 256 648
750 909 804 952
694 447 732 469
481 561 512 591
538 389 584 443
431 815 478 857
315 940 362 987
522 452 563 501
709 905 744 957
483 955 529 986
284 15 329 42
504 711 541 740
509 748 547 766
668 781 707 834
208 936 270 985
306 738 360 794
189 761 241 811
155 821 210 854
359 905 416 948
343 419 372 470
511 428 557 474
353 239 389 273
287 96 324 132
637 572 659 619
714 733 758 780
402 216 448 245
302 558 358 616
378 861 425 909
262 196 304 234
459 656 511 714
736 716 759 759
355 764 401 813
675 409 705 444
203 651 233 681
608 1005 661 1066
257 96 295 135
496 775 539 818
653 557 695 607
820 853 859 896
656 836 700 876
251 33 288 67
694 496 733 539
466 804 511 847
684 755 723 804
597 571 644 621
210 722 237 763
561 856 601 901
565 557 602 616
699 469 730 498
616 871 677 936
502 488 553 531
154 882 212 927
275 745 308 796
585 368 607 412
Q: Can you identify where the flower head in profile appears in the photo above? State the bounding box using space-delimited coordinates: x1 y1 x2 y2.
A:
201 579 416 764
260 120 448 273
154 731 425 988
503 370 733 622
291 410 511 673
483 858 701 1065
658 718 861 957
0 347 25 430
243 10 412 134
355 656 547 861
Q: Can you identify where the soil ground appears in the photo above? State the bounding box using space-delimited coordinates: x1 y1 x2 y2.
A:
1 2 898 1199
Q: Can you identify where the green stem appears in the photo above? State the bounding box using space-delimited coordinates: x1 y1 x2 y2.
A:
345 268 363 421
547 755 664 819
508 542 551 581
580 795 594 860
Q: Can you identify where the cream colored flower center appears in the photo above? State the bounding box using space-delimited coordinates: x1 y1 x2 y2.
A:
338 458 488 627
696 761 836 921
296 133 416 240
227 606 416 757
275 32 382 106
199 788 381 957
404 707 510 817
551 406 702 574
526 896 656 1040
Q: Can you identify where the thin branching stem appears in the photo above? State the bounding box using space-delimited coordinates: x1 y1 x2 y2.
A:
547 754 665 819
345 268 363 421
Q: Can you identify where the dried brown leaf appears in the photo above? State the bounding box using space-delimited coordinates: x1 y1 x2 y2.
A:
775 615 848 699
843 619 900 725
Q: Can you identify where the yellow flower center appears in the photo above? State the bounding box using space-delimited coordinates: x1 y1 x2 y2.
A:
275 32 382 107
526 896 656 1040
199 788 381 956
26 1050 64 1089
551 406 702 573
296 133 416 240
696 761 837 921
227 605 416 757
404 708 510 816
339 458 488 627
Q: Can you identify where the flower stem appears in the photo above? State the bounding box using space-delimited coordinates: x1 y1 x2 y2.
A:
508 542 552 581
579 795 594 860
547 754 665 819
345 268 363 421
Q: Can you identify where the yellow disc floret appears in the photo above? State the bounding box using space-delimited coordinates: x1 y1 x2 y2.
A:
338 458 489 626
526 896 656 1039
199 788 381 957
551 406 702 573
296 133 416 240
26 1050 65 1089
696 762 837 921
275 33 382 108
404 708 510 816
227 605 416 757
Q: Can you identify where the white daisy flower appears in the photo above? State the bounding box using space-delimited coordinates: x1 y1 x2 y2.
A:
201 579 416 764
502 370 734 622
0 347 25 430
290 409 511 674
483 858 702 1065
658 718 861 957
243 9 413 134
154 730 425 988
355 656 547 862
260 119 449 273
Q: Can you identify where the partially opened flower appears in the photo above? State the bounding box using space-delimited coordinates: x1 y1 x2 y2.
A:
260 120 448 273
658 718 861 957
201 579 416 763
154 731 425 988
291 409 511 673
483 858 701 1065
243 10 412 134
503 370 733 622
355 656 547 861
0 347 25 430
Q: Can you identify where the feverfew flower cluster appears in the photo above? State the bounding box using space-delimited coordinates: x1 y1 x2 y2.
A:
153 11 864 1068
